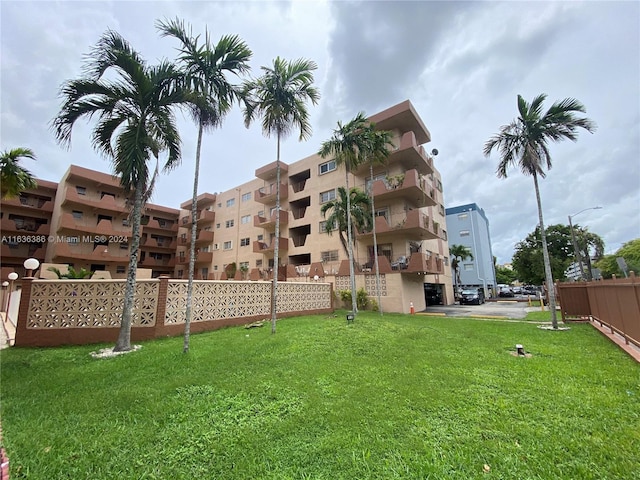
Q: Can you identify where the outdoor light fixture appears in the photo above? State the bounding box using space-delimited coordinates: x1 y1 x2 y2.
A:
6 272 18 320
516 344 525 356
346 312 354 324
2 281 9 313
23 258 40 277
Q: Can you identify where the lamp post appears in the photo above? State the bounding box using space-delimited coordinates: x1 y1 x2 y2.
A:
568 206 602 281
2 281 8 313
6 272 18 322
23 258 40 277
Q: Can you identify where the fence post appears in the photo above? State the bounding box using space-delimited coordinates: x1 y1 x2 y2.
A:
14 277 34 347
155 276 169 338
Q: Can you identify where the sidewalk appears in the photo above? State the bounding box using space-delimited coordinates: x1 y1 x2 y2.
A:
0 312 15 349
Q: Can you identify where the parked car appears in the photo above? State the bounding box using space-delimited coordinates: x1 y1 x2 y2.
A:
521 286 539 296
511 286 522 295
460 288 485 305
498 287 514 298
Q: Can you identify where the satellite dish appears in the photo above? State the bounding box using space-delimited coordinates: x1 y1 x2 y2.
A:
431 148 439 156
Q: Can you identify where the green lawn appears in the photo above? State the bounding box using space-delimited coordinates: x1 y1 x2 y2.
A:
1 312 638 479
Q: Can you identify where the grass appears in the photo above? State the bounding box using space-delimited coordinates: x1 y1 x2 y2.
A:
1 312 639 479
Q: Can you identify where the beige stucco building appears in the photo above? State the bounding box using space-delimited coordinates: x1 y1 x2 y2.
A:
1 100 453 312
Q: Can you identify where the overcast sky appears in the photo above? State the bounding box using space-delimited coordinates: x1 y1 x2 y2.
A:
2 0 638 264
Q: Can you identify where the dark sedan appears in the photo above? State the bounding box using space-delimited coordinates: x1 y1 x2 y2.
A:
460 289 485 305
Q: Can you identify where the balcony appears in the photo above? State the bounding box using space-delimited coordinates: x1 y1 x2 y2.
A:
58 213 131 238
401 253 445 275
255 160 289 181
51 242 129 263
254 183 289 204
371 169 437 207
1 218 50 236
359 209 441 241
142 218 178 233
3 195 54 212
138 257 176 268
252 237 289 254
358 131 434 176
1 244 46 262
180 209 215 227
63 188 127 214
141 236 178 250
253 210 289 229
178 230 214 246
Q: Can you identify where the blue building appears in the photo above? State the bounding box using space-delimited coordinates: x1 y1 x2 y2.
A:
445 203 497 297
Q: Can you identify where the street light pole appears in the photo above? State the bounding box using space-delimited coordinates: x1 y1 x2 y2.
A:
568 206 602 281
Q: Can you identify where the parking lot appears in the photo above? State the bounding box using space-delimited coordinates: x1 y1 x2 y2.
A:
422 299 535 319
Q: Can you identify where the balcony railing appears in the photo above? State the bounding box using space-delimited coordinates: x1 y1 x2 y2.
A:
253 209 289 229
180 209 215 227
254 183 289 204
358 209 441 241
63 188 127 213
370 169 437 207
252 237 289 254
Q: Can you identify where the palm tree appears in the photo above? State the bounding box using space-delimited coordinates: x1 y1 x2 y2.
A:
319 113 370 315
157 18 252 353
320 186 372 258
242 57 320 334
52 30 191 351
484 94 595 328
362 123 394 314
449 244 474 299
1 148 37 199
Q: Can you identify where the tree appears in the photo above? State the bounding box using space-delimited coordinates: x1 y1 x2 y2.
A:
52 30 191 351
450 244 474 297
484 94 595 328
158 18 252 353
495 265 517 285
362 123 394 315
47 266 93 279
319 113 370 315
575 226 605 280
512 224 575 284
596 239 640 278
1 148 37 199
320 186 372 258
242 57 320 334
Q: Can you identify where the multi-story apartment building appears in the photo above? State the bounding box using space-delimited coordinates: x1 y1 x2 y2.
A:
1 100 454 311
1 179 58 280
445 203 497 297
176 100 454 309
1 165 179 279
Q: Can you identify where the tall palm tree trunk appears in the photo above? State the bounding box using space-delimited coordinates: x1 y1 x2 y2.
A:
184 121 204 353
115 182 144 351
271 134 281 334
533 173 558 328
345 169 357 314
369 163 382 315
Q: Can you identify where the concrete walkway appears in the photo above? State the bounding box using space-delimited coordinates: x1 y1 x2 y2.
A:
0 312 15 349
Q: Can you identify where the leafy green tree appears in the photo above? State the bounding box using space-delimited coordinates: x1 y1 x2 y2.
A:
320 186 372 258
47 266 93 279
1 148 37 199
495 265 517 285
52 30 191 351
158 18 252 353
484 94 595 328
242 57 320 334
512 224 576 284
596 239 640 278
319 113 371 315
574 226 605 280
449 244 474 295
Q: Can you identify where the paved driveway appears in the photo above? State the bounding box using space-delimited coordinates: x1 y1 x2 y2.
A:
422 300 532 319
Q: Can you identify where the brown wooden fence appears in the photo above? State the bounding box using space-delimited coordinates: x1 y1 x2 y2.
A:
557 273 640 348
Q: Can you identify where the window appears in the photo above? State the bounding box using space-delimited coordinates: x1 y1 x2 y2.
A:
242 192 251 202
217 202 222 208
116 266 126 274
320 189 336 204
240 261 249 270
464 263 474 271
240 237 250 247
241 215 250 224
75 186 86 195
72 210 83 219
223 241 232 250
436 179 443 192
438 204 445 216
225 219 234 228
122 218 130 226
226 198 235 207
458 213 468 220
120 242 129 250
214 265 218 271
460 230 470 237
319 220 336 233
321 250 339 262
257 210 264 217
442 230 448 241
216 223 221 229
257 234 263 241
213 243 219 250
177 269 184 279
319 160 336 175
256 259 263 267
375 207 389 220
